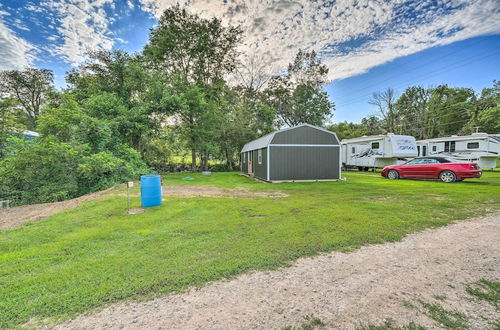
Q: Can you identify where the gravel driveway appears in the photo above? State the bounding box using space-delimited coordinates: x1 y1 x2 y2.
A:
57 213 499 329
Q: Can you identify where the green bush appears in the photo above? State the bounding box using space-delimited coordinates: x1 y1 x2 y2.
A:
77 149 147 194
77 152 127 193
0 137 83 204
0 137 148 205
209 163 236 172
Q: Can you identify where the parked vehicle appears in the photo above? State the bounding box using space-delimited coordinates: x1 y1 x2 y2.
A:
381 157 482 183
342 133 417 171
417 133 499 169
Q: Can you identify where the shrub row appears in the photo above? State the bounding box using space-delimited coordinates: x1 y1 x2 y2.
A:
0 137 148 205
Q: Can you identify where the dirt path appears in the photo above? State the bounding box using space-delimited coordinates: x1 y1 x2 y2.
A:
58 214 500 330
162 185 288 199
0 187 117 230
0 186 287 230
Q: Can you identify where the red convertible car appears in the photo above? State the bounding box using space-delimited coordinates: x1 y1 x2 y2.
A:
381 157 482 183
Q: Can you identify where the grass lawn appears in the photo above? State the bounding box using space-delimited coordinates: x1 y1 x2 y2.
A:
1 171 499 327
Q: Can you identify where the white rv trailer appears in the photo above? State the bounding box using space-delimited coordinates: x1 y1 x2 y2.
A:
417 133 500 169
341 134 418 170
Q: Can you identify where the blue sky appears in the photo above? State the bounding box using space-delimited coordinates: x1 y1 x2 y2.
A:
0 0 499 123
329 34 500 122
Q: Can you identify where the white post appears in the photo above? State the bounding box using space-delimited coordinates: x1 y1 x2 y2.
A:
127 181 134 212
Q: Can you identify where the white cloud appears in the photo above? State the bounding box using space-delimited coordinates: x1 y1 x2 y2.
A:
138 0 500 81
0 16 36 70
41 0 116 66
12 18 31 31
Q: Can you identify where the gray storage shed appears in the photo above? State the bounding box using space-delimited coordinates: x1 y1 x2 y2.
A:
240 124 341 182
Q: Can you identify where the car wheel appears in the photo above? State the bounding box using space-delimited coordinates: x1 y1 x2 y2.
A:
387 169 399 180
439 170 456 183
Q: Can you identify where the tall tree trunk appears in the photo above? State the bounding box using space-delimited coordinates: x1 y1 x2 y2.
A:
225 148 233 170
191 149 197 172
202 152 209 171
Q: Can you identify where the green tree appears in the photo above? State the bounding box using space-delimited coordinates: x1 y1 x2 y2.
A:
427 85 475 137
144 5 242 85
470 80 500 133
0 68 54 129
38 95 82 143
394 86 430 139
266 49 334 127
361 115 384 136
144 5 242 171
215 86 275 169
327 121 367 140
476 107 500 133
0 97 25 157
83 93 151 152
66 50 147 105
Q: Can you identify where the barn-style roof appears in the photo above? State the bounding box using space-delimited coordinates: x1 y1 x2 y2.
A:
241 123 339 153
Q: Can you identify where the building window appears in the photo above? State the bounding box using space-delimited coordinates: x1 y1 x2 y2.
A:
371 142 380 149
467 142 479 149
258 149 262 164
444 141 456 152
243 152 246 163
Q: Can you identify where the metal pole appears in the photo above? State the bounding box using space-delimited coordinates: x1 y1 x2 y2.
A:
127 184 131 212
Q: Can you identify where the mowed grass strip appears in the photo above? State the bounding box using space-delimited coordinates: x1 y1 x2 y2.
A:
1 171 499 327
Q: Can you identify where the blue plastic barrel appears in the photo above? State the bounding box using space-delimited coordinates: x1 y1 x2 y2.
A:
140 175 162 208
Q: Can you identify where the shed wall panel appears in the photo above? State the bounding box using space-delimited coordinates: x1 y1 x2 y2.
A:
253 148 267 180
271 125 339 145
270 146 340 180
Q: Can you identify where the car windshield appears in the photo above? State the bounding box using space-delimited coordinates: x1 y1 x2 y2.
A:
405 157 461 165
405 158 434 165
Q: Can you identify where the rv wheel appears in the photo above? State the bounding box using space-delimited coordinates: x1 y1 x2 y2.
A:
439 170 456 183
387 170 399 180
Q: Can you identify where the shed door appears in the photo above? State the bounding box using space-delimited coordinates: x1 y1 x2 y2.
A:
248 152 253 174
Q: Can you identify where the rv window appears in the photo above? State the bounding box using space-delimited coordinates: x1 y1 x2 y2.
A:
258 149 262 164
432 146 437 152
417 146 420 155
444 141 455 152
467 142 479 149
371 142 380 149
352 147 355 153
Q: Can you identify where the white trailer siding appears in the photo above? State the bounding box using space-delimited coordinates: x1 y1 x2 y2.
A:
417 133 500 169
342 134 417 169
